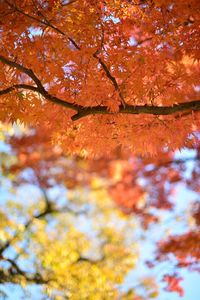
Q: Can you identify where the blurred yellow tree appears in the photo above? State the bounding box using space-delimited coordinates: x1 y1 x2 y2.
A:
0 126 159 299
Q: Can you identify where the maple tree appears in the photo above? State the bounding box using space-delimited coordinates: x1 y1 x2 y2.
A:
0 0 200 298
0 0 200 155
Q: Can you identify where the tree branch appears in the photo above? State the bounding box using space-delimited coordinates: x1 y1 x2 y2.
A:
1 55 200 121
0 84 39 96
71 100 200 121
93 51 126 107
0 55 79 112
0 257 48 284
0 55 45 91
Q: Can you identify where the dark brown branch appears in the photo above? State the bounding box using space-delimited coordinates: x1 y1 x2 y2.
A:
0 55 79 111
1 55 200 121
0 257 48 284
71 100 200 121
0 55 45 91
0 84 39 95
68 37 81 50
93 51 126 107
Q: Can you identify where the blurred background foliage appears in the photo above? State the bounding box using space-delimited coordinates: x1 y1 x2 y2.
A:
0 123 200 299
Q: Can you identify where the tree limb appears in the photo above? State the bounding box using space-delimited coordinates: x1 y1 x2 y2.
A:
0 257 48 284
0 84 39 95
0 55 45 92
1 55 200 121
71 100 200 121
0 55 79 112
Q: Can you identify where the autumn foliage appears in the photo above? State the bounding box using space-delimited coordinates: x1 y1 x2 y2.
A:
0 0 200 299
0 0 200 155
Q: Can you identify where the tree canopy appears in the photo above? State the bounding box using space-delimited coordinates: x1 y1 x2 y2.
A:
0 1 200 299
0 0 200 155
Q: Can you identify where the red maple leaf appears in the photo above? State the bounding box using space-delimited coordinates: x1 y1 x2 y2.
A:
163 274 184 297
